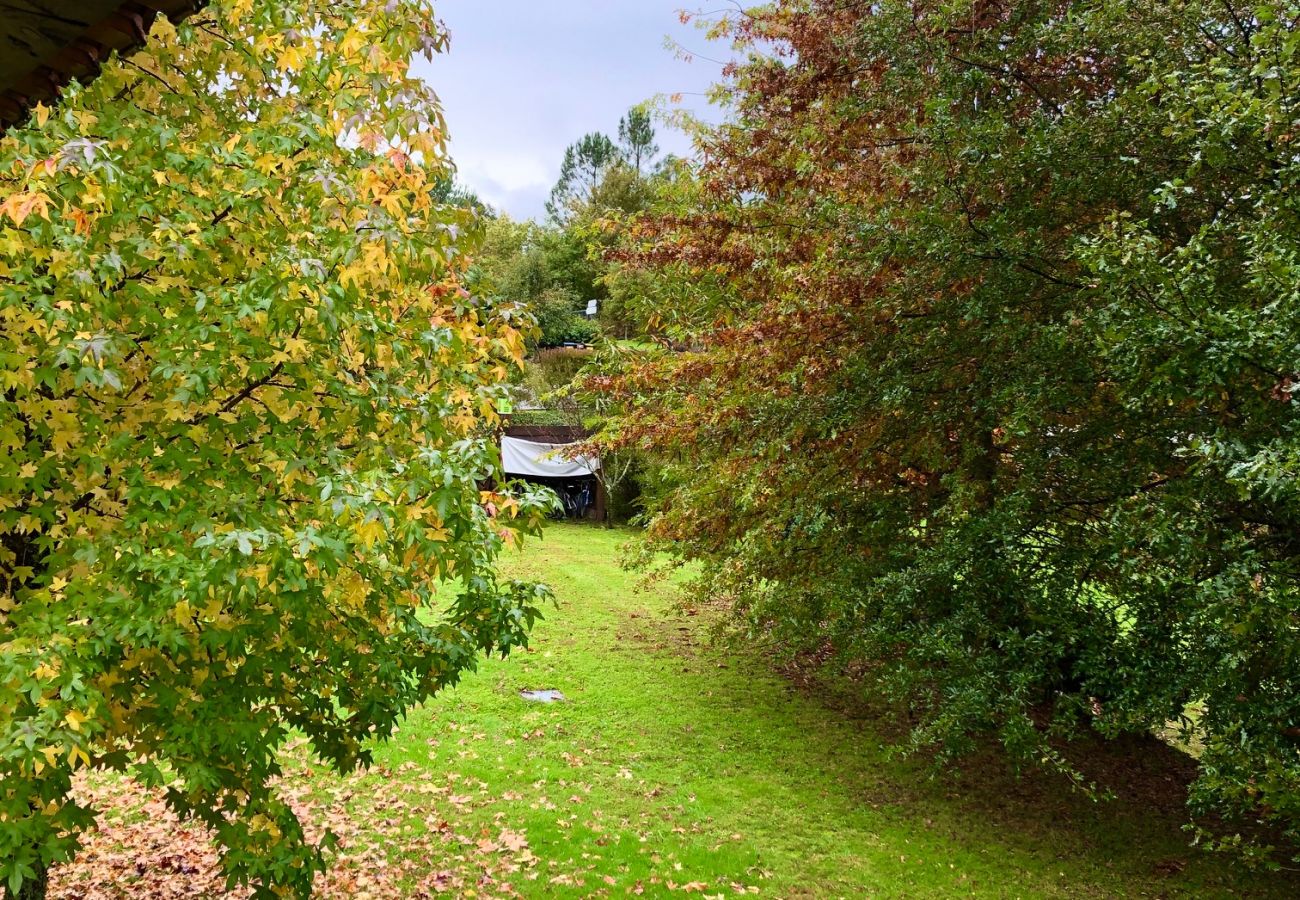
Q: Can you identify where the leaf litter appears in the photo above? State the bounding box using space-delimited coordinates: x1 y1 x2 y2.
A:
47 734 755 899
49 757 545 899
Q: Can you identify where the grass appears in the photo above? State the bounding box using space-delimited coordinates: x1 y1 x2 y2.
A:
57 522 1300 898
354 523 1299 897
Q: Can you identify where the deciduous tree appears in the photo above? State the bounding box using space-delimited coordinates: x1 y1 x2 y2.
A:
603 0 1300 858
0 2 551 897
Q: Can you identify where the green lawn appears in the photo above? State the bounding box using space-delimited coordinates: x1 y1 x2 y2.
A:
55 523 1300 898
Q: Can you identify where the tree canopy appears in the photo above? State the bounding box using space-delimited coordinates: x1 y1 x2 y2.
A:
546 132 621 224
484 107 668 348
546 107 667 226
0 2 550 897
618 107 660 174
602 0 1300 858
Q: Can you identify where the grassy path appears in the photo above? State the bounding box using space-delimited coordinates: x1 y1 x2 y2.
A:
53 523 1300 898
381 524 1298 897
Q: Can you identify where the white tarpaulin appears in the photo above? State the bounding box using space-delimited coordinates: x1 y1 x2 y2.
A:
502 437 600 479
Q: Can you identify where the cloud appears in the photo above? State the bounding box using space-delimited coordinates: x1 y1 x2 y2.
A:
452 153 553 217
414 0 728 220
454 152 551 204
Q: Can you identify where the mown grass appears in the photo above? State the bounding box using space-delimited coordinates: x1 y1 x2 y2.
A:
334 522 1299 897
57 522 1300 898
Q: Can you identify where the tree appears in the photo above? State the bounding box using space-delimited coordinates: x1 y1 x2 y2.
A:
474 218 598 348
617 107 660 174
0 2 552 897
530 287 598 348
587 163 658 218
546 132 620 223
429 173 492 215
603 0 1300 858
585 160 687 340
1076 1 1300 850
489 113 665 341
475 216 542 291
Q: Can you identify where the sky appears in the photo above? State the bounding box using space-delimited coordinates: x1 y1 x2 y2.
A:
412 1 729 221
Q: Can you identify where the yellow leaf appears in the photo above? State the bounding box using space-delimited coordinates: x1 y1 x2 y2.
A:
354 517 385 549
65 710 86 732
33 102 50 128
277 45 304 72
150 16 177 43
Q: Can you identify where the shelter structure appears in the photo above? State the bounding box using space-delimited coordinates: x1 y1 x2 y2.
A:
502 425 605 523
1 0 205 129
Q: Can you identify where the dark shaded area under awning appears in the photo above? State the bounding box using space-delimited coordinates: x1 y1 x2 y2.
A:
1 0 205 129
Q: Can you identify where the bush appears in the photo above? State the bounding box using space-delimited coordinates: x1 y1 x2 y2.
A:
532 288 599 348
534 348 593 385
553 317 600 347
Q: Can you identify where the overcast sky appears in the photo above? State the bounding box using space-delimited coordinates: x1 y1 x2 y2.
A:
413 1 728 221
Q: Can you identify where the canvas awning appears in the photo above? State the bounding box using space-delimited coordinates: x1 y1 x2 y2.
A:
502 437 600 479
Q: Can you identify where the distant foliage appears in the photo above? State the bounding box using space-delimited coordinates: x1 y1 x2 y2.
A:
475 219 600 349
603 0 1300 858
546 132 622 224
533 288 598 348
480 108 671 351
618 107 660 174
0 2 551 897
534 348 596 387
546 107 667 225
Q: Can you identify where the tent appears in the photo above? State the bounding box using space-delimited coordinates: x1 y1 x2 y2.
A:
501 428 605 522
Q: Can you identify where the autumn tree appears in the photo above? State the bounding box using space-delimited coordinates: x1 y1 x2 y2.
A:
0 2 551 897
603 0 1300 858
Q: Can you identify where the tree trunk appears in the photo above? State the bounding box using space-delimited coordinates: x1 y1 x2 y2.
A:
970 427 998 512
